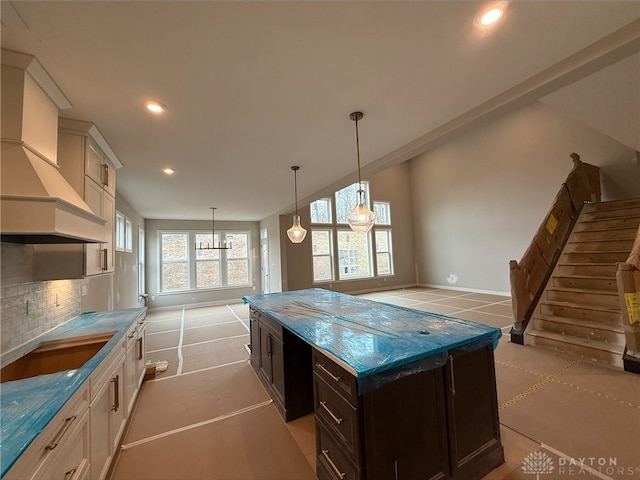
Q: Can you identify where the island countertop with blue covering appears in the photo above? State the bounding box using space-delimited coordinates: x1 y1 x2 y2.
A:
0 307 147 478
243 288 501 391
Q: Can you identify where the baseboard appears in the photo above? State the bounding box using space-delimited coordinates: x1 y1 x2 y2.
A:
418 283 511 297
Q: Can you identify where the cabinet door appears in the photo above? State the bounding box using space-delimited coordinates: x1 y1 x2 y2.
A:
362 368 449 480
90 376 113 480
444 347 503 479
269 333 285 406
85 143 105 187
249 312 260 369
135 323 147 386
102 192 115 272
90 359 126 480
84 177 104 276
125 329 139 415
259 324 273 381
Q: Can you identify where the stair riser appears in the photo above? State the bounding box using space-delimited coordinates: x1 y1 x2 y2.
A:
532 318 624 344
546 290 618 308
565 239 634 252
539 303 619 323
570 228 638 242
581 207 640 221
575 217 640 231
585 198 640 212
552 277 617 291
555 264 617 276
526 334 623 368
561 251 628 263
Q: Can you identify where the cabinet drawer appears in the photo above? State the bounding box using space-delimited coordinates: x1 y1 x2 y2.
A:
313 349 358 405
4 384 89 480
314 373 361 464
33 410 90 480
316 422 361 480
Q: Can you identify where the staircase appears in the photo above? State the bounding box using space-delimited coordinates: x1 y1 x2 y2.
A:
526 197 640 368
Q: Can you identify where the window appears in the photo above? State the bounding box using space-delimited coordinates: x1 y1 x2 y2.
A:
312 229 333 281
311 198 332 224
138 228 145 296
226 233 250 285
125 218 133 252
159 230 251 293
160 233 189 291
116 211 134 253
337 230 371 279
310 182 394 283
115 211 125 251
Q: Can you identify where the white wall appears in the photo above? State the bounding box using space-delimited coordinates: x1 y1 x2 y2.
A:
410 101 639 294
259 213 283 294
114 195 146 310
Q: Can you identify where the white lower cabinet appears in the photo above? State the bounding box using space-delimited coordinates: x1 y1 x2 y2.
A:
5 315 147 480
90 353 127 480
4 385 90 480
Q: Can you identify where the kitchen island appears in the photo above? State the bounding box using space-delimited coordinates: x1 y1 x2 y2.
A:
244 288 504 480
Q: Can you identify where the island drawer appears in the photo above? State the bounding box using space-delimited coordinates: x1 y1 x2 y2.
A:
312 349 358 405
316 420 362 480
313 372 361 464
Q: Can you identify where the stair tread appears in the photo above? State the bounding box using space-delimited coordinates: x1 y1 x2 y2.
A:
541 300 619 313
554 274 615 280
533 313 624 332
527 329 625 352
547 286 618 296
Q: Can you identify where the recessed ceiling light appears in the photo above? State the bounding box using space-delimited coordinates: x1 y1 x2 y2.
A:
480 7 503 26
163 167 175 175
145 101 166 113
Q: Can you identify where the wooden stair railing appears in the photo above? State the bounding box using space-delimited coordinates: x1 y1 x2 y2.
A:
509 153 601 344
616 224 640 373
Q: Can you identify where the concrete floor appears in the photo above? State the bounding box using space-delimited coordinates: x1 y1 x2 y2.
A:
110 287 640 480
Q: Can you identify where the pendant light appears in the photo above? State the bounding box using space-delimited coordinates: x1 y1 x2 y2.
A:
346 112 376 232
196 207 231 250
287 166 307 243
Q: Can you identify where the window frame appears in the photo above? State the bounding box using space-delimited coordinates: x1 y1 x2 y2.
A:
310 182 394 284
158 229 252 294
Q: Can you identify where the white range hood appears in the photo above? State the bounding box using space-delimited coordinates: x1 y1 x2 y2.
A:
1 49 106 244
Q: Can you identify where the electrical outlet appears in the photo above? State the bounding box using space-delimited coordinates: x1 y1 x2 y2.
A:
81 285 88 296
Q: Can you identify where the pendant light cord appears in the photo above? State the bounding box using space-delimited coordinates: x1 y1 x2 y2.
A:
294 168 299 215
355 116 362 192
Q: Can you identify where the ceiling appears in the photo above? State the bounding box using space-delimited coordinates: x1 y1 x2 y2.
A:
2 1 639 221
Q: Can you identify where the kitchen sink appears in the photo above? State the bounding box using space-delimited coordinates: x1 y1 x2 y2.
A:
1 331 116 383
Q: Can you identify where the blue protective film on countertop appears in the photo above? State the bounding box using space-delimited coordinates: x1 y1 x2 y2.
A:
243 289 501 385
0 307 146 478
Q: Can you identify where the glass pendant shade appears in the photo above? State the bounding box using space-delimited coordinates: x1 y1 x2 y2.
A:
346 203 376 232
287 214 307 243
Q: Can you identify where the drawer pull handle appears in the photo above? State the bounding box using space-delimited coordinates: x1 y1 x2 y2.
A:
321 449 346 479
64 467 78 480
315 362 341 382
45 415 77 451
111 375 120 411
320 401 343 425
138 337 143 360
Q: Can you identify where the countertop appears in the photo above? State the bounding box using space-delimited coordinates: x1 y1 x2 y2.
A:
0 307 147 478
243 289 501 392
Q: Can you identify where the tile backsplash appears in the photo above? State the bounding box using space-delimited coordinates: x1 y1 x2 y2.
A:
1 244 82 354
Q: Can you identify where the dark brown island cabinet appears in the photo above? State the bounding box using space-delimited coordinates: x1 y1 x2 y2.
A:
246 289 504 480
